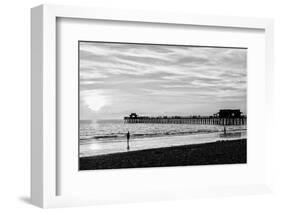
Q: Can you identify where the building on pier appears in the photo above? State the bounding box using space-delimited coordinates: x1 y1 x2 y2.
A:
214 109 242 118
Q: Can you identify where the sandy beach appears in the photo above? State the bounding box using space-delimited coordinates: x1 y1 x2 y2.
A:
79 138 246 170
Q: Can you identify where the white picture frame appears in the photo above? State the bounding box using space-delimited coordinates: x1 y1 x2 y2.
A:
31 4 274 208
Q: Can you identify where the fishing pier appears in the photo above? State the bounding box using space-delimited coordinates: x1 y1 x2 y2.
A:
124 109 247 126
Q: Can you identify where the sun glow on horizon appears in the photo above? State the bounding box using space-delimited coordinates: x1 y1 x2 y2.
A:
82 90 109 112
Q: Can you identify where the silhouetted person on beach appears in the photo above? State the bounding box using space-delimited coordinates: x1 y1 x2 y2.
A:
126 131 130 151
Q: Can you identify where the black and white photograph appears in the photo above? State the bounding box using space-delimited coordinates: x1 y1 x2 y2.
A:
79 41 247 170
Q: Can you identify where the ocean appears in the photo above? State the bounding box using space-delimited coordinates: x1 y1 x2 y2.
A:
79 120 247 157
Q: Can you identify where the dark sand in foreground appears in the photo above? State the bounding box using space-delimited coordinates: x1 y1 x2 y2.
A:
79 139 246 170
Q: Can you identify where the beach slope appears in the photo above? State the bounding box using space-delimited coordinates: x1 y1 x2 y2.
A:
79 139 246 170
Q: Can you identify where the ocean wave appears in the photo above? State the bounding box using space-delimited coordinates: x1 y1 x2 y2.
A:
80 128 246 141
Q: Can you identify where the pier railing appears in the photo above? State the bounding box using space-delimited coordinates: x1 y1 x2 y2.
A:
124 116 247 125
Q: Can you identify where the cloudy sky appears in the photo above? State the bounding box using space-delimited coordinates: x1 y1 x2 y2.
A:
79 42 247 121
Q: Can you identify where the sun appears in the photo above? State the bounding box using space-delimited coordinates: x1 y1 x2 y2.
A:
83 90 109 112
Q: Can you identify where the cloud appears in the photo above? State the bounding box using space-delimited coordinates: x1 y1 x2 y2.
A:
79 42 247 119
176 56 210 64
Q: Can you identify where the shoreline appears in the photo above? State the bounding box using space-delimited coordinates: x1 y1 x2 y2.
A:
80 130 247 157
79 138 247 170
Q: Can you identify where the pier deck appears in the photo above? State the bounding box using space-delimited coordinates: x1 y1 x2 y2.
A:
124 110 247 125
